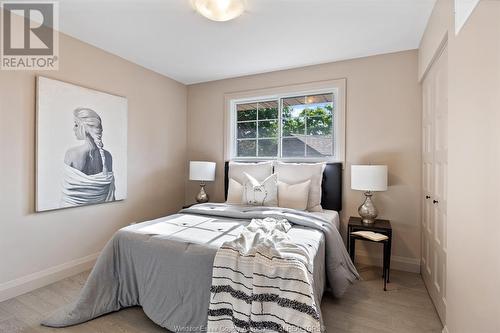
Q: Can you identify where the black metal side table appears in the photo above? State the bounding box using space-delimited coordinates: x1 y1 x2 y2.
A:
348 216 393 291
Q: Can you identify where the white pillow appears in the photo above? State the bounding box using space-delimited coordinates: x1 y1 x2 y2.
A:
228 161 273 184
243 173 278 206
275 162 326 212
226 178 244 204
226 161 273 204
278 180 311 211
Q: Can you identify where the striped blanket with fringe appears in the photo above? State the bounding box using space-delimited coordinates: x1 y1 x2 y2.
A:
207 217 322 333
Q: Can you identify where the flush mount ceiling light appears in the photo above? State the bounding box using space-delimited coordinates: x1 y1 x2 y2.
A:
193 0 245 22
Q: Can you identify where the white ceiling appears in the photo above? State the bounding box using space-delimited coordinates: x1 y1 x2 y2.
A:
58 0 436 84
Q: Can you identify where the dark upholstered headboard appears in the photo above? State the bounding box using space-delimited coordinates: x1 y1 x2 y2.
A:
224 162 343 211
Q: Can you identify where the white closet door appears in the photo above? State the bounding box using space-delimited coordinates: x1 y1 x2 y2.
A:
422 46 447 324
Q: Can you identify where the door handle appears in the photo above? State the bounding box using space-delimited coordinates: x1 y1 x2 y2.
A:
425 196 431 199
433 200 439 204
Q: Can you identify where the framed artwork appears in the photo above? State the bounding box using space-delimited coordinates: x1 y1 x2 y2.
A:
36 76 127 212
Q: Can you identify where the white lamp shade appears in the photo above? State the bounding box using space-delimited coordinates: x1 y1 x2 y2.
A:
189 161 216 181
351 165 388 192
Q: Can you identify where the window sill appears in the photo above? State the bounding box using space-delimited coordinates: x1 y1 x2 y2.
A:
229 157 343 163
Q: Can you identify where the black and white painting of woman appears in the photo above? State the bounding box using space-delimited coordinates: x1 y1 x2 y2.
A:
36 76 127 212
61 108 115 207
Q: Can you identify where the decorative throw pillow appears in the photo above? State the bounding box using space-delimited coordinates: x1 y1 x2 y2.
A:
226 161 274 204
275 162 326 212
277 180 311 211
242 172 278 206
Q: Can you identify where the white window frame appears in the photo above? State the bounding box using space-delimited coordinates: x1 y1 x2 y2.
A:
224 79 346 163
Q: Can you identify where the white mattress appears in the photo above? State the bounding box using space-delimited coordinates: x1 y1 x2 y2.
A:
310 209 340 230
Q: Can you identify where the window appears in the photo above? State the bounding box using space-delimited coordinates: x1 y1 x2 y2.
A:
236 101 279 157
282 93 334 158
227 82 345 162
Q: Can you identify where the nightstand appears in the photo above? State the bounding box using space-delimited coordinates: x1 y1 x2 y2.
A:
348 216 392 291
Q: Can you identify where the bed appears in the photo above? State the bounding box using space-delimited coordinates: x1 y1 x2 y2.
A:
42 162 358 332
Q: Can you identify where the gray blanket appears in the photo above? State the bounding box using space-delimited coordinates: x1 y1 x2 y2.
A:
42 203 358 331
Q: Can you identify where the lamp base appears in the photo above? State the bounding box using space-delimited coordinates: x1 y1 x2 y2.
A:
195 182 209 203
358 191 378 224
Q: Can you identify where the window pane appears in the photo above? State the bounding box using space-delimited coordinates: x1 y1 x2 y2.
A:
258 139 278 157
237 103 257 121
304 93 333 105
283 94 333 118
306 116 332 135
283 93 333 107
237 121 256 139
258 120 278 138
282 104 305 119
282 136 306 157
282 117 305 136
283 96 305 109
258 100 278 120
306 136 333 157
237 140 256 157
305 104 333 117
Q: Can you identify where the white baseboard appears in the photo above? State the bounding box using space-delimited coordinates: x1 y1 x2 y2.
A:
354 250 420 273
0 252 100 302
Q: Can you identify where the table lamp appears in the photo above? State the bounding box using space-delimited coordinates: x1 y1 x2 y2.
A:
189 161 216 203
351 165 388 224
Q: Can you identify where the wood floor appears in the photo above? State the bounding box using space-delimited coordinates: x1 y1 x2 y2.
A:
0 265 443 333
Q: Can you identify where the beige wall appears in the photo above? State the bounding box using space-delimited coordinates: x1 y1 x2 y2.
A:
418 0 453 80
447 1 500 332
0 32 187 294
419 0 500 331
186 50 422 271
